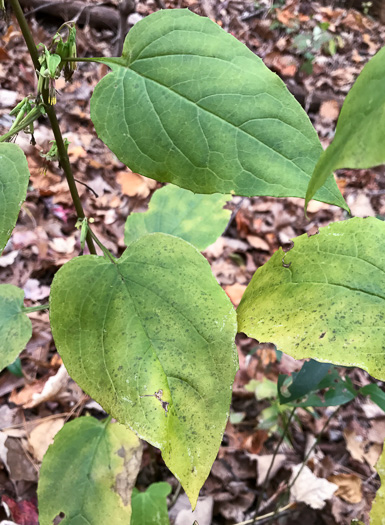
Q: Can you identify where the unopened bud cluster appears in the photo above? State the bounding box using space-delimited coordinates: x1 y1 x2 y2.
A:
37 24 77 105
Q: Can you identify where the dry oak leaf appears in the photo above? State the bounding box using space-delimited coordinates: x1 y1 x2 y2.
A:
327 473 362 504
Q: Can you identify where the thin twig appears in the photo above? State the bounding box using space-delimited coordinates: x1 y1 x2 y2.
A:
0 412 71 432
234 502 295 525
254 407 296 515
168 482 182 510
287 405 342 492
8 0 96 254
88 228 116 263
74 178 99 198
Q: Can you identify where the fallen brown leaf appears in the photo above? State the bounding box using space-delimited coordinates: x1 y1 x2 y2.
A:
319 100 340 121
328 473 362 504
224 283 247 307
28 418 65 462
117 170 157 198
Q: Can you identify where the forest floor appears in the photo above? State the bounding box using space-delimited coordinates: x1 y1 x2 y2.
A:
1 0 385 524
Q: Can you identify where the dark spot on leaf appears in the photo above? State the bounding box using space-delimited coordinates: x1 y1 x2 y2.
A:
319 332 326 339
53 512 65 524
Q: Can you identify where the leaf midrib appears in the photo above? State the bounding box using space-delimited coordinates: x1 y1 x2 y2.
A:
124 68 316 188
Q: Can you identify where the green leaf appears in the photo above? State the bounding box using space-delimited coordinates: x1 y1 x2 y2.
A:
237 217 385 381
50 233 238 507
38 416 142 525
131 482 171 525
0 143 30 255
360 384 385 413
279 366 357 408
90 9 346 209
124 184 231 250
0 284 32 372
306 46 385 210
278 359 331 404
370 440 385 524
7 357 23 377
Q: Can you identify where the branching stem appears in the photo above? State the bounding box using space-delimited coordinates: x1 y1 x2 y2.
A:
0 105 42 143
254 406 296 515
8 0 96 254
286 405 341 492
88 228 116 264
234 502 295 525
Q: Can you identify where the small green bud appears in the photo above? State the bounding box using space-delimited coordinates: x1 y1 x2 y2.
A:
9 97 28 116
64 26 77 81
75 217 89 251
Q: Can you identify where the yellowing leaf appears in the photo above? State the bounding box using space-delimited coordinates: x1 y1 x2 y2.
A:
38 417 142 524
238 217 385 381
50 233 238 507
124 184 231 250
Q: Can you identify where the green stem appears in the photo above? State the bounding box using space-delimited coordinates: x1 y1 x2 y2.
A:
0 106 42 143
168 482 182 510
22 303 49 313
89 229 116 264
8 0 96 255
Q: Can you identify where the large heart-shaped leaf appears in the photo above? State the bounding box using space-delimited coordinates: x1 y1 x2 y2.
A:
38 416 142 525
306 46 385 209
131 482 171 525
90 9 346 209
237 217 385 381
124 184 231 250
50 233 238 507
0 284 32 372
0 143 30 254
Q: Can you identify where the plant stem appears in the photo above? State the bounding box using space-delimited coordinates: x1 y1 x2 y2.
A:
254 406 296 515
286 405 341 492
0 106 42 143
89 228 116 264
234 502 295 525
8 0 96 255
22 303 49 313
168 482 182 510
